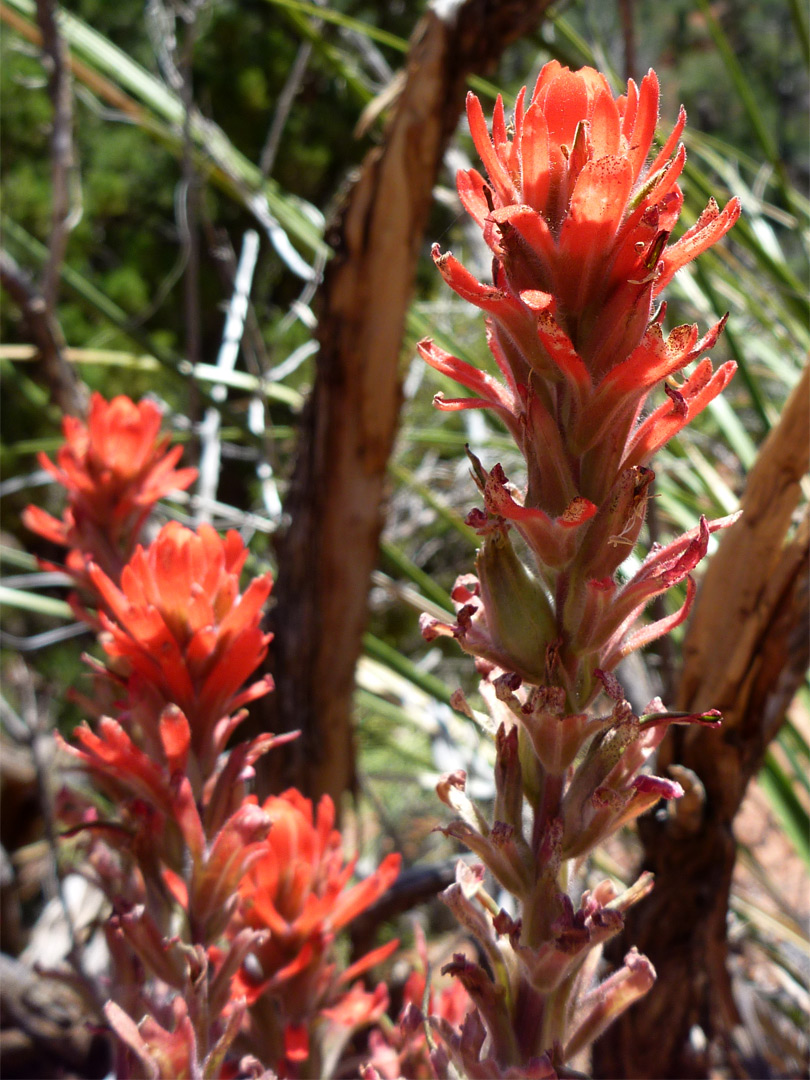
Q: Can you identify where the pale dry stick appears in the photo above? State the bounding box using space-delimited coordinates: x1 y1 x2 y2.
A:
200 222 284 520
196 230 261 524
204 224 273 376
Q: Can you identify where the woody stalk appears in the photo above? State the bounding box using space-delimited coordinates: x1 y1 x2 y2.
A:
414 61 741 1076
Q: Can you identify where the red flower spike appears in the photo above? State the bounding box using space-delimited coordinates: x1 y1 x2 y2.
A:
322 981 389 1026
575 513 740 668
159 705 191 775
564 948 656 1061
284 1024 310 1063
482 463 597 572
208 928 269 1020
58 719 175 816
89 521 273 775
227 791 400 1075
109 904 188 988
202 730 299 839
624 358 738 468
414 60 740 1073
237 790 400 1012
23 393 196 588
426 60 739 525
461 63 739 363
190 801 272 940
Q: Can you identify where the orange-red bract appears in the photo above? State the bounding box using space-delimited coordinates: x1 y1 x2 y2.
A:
420 61 740 514
23 393 196 585
89 521 274 774
238 789 400 1000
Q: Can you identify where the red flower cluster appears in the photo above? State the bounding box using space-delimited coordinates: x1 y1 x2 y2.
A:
415 62 741 1075
234 789 400 1074
24 393 196 587
421 64 739 500
366 925 473 1080
87 520 274 775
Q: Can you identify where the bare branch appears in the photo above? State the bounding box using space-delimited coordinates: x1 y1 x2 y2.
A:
0 249 85 416
618 0 637 83
35 0 81 314
260 40 313 179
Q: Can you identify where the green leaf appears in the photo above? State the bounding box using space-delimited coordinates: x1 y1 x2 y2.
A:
0 585 73 618
758 749 810 869
0 546 38 571
379 539 454 614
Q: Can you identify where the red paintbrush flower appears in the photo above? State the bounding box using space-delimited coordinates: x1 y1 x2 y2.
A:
238 789 400 997
419 61 740 514
23 393 196 586
105 996 244 1080
88 521 274 774
418 62 742 696
233 790 400 1073
455 60 739 371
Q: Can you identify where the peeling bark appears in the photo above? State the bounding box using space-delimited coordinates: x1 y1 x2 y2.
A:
253 1 554 809
593 364 810 1078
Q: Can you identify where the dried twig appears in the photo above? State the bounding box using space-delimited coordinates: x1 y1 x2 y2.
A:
35 0 81 313
618 0 637 83
0 249 85 416
260 40 313 179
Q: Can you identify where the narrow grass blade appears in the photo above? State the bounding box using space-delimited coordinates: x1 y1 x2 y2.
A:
362 631 455 707
0 586 73 618
758 749 810 869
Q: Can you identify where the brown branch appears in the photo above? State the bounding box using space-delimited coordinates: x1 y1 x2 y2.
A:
35 0 80 315
0 249 85 417
618 0 637 83
593 364 810 1079
2 1 86 417
253 0 555 812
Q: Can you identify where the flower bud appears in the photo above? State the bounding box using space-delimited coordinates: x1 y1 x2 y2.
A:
475 528 556 683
